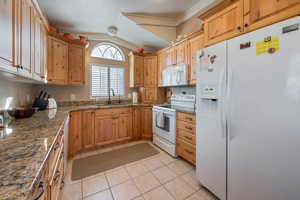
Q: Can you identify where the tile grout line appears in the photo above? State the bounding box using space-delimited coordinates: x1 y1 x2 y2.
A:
104 173 116 200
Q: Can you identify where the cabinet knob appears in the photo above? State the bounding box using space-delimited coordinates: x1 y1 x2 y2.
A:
237 26 241 30
244 24 249 28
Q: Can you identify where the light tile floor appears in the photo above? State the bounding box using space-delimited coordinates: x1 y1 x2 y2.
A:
62 141 217 200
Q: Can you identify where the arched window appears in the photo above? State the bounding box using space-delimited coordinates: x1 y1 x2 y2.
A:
91 42 125 61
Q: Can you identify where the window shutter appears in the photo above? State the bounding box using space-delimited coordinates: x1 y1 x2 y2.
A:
91 65 108 97
110 67 125 96
91 65 125 98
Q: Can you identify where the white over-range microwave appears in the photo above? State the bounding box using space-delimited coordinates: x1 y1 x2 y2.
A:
162 64 188 87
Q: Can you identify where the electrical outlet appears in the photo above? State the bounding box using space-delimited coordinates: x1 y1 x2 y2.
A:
70 94 76 101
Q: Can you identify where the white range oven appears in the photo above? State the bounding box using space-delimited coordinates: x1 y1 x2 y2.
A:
152 95 196 157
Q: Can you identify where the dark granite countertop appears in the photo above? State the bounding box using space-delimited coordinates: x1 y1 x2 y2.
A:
0 103 152 200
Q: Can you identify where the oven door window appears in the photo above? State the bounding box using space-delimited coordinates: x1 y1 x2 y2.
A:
156 115 170 132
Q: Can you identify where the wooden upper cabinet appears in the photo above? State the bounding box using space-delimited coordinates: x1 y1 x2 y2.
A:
82 110 95 149
19 0 32 77
189 34 204 85
165 48 176 67
142 87 157 104
69 111 82 157
68 44 85 85
129 52 144 88
244 0 300 32
175 41 188 65
32 10 43 80
47 36 68 85
203 0 243 46
157 51 166 87
0 0 14 67
143 55 157 87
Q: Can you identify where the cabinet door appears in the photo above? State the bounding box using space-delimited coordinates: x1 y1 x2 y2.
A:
132 107 142 140
69 44 85 85
244 0 300 31
40 25 47 80
0 0 14 66
175 41 188 65
47 37 68 84
116 114 132 141
204 1 243 46
143 56 157 87
94 115 115 146
142 87 157 104
19 0 32 77
189 34 204 85
142 107 153 139
157 52 166 87
134 55 144 87
82 110 95 149
69 111 82 157
32 10 42 80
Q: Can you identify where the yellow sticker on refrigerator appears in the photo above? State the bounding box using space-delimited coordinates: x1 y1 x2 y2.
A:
256 37 280 55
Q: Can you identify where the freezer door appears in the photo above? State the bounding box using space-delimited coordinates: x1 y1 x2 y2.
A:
196 41 227 200
227 16 300 200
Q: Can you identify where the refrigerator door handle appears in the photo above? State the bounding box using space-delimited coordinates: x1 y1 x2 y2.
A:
226 64 233 140
220 68 227 139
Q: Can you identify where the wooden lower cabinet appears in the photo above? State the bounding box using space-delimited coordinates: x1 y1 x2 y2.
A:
31 128 65 200
94 114 115 146
176 112 196 165
82 110 95 149
68 111 82 157
133 107 142 140
69 106 153 158
141 107 153 140
116 113 133 141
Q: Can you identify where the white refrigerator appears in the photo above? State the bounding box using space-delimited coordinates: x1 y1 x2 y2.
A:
196 16 300 200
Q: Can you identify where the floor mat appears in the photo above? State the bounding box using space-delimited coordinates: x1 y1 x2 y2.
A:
71 143 159 180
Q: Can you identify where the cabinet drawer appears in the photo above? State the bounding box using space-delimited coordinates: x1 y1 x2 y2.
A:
177 129 195 145
177 120 195 133
95 108 131 116
177 112 195 124
176 138 196 165
48 133 64 178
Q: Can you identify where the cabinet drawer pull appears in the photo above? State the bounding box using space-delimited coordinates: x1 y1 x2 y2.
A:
184 149 194 155
54 170 61 182
60 180 65 190
184 136 192 141
185 117 193 121
185 126 193 131
33 182 45 200
244 23 249 28
53 142 60 151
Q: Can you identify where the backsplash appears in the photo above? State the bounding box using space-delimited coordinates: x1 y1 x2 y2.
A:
0 78 35 110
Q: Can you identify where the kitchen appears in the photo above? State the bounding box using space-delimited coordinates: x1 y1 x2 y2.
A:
1 0 300 200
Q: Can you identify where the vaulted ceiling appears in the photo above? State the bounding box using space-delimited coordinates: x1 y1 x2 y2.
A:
38 0 217 50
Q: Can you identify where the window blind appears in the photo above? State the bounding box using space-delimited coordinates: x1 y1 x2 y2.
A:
91 65 125 97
